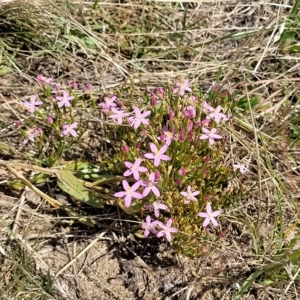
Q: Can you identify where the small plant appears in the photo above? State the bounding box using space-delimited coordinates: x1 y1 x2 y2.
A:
16 75 248 257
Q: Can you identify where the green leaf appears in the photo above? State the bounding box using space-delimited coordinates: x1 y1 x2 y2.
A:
56 170 106 208
233 268 264 300
236 97 259 110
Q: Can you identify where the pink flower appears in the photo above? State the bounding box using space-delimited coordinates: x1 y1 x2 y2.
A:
123 158 148 180
199 127 222 145
141 216 160 237
178 128 185 142
62 122 78 137
201 118 211 127
23 127 42 144
71 81 78 89
22 95 43 113
102 95 117 110
141 173 160 197
198 203 221 227
156 219 178 242
154 170 161 181
173 79 192 96
114 180 143 207
208 106 228 123
202 101 214 113
37 74 52 85
144 143 171 167
169 109 175 120
122 144 129 153
233 163 249 174
46 116 53 123
184 106 196 119
109 107 130 124
178 167 186 176
180 185 200 204
128 107 151 129
55 90 75 108
151 201 169 218
158 127 174 146
211 81 220 91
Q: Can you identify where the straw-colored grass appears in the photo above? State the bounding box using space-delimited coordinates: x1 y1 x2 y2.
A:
0 0 300 299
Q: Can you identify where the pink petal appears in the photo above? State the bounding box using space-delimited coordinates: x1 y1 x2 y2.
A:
124 196 132 207
154 158 161 167
160 154 171 161
144 153 155 159
137 166 148 172
203 218 210 227
134 119 141 129
152 187 160 197
202 127 210 134
198 212 208 218
159 144 168 155
211 218 218 227
206 204 212 214
131 181 141 191
142 187 151 197
149 143 158 153
114 191 126 198
124 170 133 177
132 192 143 199
133 171 140 180
142 111 151 118
165 232 171 242
157 231 164 238
166 219 173 227
122 180 130 189
212 210 221 217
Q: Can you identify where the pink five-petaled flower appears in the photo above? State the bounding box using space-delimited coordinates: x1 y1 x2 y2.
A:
55 90 75 108
22 95 43 113
156 219 178 242
180 185 200 204
144 143 171 167
128 107 151 129
198 203 221 227
141 173 160 197
62 122 78 137
208 105 228 124
99 95 117 111
233 162 249 174
123 158 148 181
173 79 192 96
109 107 130 125
151 200 169 218
114 180 143 207
141 216 160 237
158 127 175 146
200 127 222 145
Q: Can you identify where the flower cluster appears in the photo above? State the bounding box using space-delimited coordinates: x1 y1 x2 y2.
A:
20 75 249 253
21 76 82 143
112 79 248 244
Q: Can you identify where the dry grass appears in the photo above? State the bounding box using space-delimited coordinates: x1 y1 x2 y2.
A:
0 0 300 299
